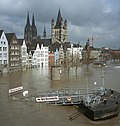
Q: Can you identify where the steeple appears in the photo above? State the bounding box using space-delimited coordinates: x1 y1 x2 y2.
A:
43 26 46 38
32 13 35 27
31 13 37 40
55 9 63 29
26 12 30 26
24 12 32 43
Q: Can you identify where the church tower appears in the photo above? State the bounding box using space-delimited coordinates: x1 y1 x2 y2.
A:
31 14 37 40
51 9 67 44
24 12 37 43
43 26 46 38
24 12 32 44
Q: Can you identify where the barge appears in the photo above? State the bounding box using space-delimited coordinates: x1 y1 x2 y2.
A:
78 89 120 121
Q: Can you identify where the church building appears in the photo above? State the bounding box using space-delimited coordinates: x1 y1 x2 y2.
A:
51 9 67 44
24 12 37 44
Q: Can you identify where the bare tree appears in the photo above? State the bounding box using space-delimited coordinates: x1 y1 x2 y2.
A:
72 52 82 73
65 52 73 73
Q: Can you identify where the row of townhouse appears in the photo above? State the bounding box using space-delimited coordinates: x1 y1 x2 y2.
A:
0 30 102 73
21 40 49 68
21 40 85 69
0 30 21 73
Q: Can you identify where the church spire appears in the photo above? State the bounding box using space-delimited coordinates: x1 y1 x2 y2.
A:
31 13 37 40
27 12 30 26
32 13 35 27
55 9 63 29
43 26 46 38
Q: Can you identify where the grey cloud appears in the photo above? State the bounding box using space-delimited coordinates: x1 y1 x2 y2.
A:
0 0 120 48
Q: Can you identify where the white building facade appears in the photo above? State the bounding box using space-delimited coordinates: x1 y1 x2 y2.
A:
66 44 83 60
0 30 9 65
32 44 49 67
21 40 28 67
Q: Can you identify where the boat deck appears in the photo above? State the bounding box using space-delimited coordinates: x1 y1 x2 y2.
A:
31 88 106 105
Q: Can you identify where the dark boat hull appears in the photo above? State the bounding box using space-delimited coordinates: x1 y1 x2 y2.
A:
79 103 119 121
78 89 120 121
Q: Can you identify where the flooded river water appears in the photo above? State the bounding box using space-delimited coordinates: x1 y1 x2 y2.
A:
0 62 120 126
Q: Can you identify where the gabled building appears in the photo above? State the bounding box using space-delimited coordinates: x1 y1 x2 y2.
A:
6 33 21 71
67 44 83 60
40 44 49 67
0 30 9 65
32 44 49 67
51 9 67 44
21 40 28 68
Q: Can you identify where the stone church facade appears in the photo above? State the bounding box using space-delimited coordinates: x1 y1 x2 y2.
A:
51 9 67 44
24 12 37 44
24 10 67 45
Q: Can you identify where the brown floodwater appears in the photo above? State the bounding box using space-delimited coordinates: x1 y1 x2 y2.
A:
0 63 120 126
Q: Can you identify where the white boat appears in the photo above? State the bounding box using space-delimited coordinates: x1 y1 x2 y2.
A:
36 96 59 103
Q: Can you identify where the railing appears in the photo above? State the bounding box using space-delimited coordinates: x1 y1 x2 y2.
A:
33 88 103 105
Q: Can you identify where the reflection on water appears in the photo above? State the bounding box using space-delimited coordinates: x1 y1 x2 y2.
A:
0 63 120 126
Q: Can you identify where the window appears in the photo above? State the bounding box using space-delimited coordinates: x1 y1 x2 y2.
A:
4 60 7 64
0 47 2 51
41 54 44 57
4 53 7 58
3 47 7 51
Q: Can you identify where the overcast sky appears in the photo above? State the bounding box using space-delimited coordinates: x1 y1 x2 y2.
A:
0 0 120 48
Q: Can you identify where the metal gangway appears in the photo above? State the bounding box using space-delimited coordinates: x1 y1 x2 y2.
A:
33 88 103 105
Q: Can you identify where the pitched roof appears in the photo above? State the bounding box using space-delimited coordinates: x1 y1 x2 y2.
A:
6 33 17 43
40 38 51 46
0 30 4 37
55 9 63 29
